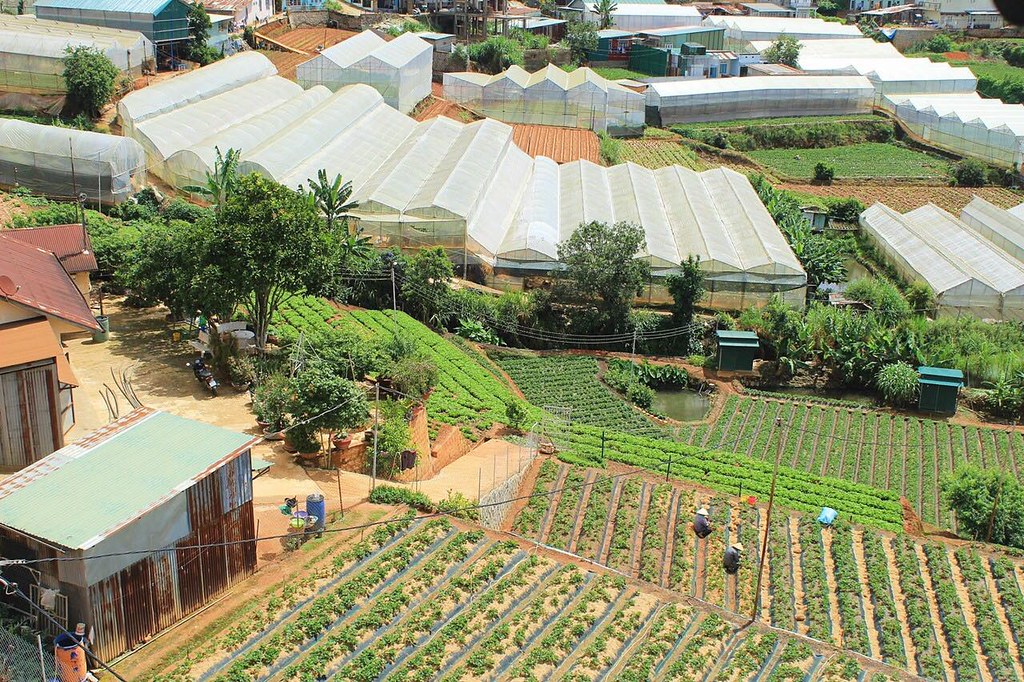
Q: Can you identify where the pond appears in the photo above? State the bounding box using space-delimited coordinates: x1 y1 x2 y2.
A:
651 389 711 422
844 258 870 282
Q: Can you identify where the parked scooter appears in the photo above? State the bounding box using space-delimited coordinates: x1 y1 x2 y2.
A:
187 356 218 396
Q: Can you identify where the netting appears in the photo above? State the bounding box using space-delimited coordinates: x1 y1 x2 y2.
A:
117 51 277 136
0 119 145 203
443 65 645 135
295 30 432 113
883 93 1024 168
647 75 874 125
860 202 1024 319
0 15 153 96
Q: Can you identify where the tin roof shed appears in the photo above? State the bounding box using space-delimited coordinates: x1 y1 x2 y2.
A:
33 0 190 43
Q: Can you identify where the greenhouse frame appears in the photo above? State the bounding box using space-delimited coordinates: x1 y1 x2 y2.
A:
442 65 645 135
295 30 432 113
0 15 153 102
0 119 145 203
646 76 873 125
702 15 862 41
882 93 1024 167
860 202 1024 319
117 51 276 136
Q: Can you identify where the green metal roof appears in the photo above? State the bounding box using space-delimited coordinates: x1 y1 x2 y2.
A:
716 330 759 347
34 0 175 15
0 409 254 550
918 366 964 388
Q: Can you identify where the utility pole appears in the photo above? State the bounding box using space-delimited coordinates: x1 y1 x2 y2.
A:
749 416 784 625
371 382 380 492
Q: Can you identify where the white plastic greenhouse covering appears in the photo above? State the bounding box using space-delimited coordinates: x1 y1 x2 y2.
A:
585 4 701 31
0 119 144 203
702 16 862 41
960 196 1024 264
295 30 432 113
129 76 302 174
646 76 873 125
1011 204 1024 220
117 51 276 137
860 202 1024 319
442 65 645 134
749 38 901 63
0 15 153 96
882 94 1024 167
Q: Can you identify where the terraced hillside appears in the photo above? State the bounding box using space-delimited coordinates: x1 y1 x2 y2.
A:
136 513 904 682
513 461 1024 681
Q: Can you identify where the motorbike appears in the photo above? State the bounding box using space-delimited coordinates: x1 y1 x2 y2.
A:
187 357 218 396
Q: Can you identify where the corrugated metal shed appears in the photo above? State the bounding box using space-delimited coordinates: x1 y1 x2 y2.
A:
0 407 255 550
33 0 172 14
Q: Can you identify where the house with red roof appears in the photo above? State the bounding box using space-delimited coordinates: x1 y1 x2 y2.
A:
4 224 98 297
0 232 101 471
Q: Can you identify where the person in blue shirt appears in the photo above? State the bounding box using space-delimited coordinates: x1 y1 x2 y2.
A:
693 507 712 539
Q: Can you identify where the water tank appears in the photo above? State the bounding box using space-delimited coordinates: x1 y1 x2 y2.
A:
306 493 326 533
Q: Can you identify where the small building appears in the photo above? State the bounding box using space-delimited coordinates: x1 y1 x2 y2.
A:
746 62 803 76
592 28 636 62
33 0 190 45
417 31 456 52
202 0 274 28
4 224 98 297
637 25 725 50
0 408 258 660
741 2 795 16
918 366 963 414
716 330 759 371
800 205 829 231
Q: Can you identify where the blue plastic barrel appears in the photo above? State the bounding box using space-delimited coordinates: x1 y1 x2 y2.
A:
306 493 326 532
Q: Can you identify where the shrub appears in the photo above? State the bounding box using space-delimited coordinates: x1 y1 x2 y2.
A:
1006 45 1024 68
368 485 434 511
504 398 529 431
63 46 119 116
905 281 936 316
952 158 987 187
436 490 480 520
813 162 835 185
844 277 910 323
626 381 654 409
825 197 865 223
162 198 212 223
923 34 955 53
876 362 919 406
598 131 623 165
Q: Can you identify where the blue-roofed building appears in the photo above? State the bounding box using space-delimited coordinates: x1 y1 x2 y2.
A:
0 407 259 660
34 0 190 44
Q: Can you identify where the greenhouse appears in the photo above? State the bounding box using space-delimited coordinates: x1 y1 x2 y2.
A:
117 51 276 136
585 4 701 31
442 65 645 135
860 202 1024 319
702 16 862 41
163 86 331 189
960 196 1024 264
0 15 153 105
0 119 145 203
129 76 302 178
646 76 873 125
749 37 902 63
882 94 1024 167
295 30 432 113
33 0 189 44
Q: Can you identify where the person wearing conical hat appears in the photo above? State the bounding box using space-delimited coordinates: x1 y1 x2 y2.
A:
693 507 712 539
723 541 742 575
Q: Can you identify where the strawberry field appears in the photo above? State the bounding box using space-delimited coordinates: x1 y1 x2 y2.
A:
513 461 1024 681
139 510 901 682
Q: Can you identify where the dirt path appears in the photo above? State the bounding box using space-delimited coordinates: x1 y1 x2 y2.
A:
880 535 919 671
789 515 808 636
789 407 812 469
597 479 624 565
899 419 909 498
660 489 680 588
628 483 653 578
694 535 708 601
851 529 882 660
947 548 995 682
537 465 569 544
567 470 596 554
818 410 842 477
819 527 845 649
914 543 958 673
982 557 1024 681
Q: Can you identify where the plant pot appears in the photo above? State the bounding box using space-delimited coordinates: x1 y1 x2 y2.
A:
263 427 285 441
257 418 270 430
364 429 375 441
282 435 298 452
332 435 352 450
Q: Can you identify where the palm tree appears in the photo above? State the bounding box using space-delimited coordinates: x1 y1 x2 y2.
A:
591 0 617 30
182 146 240 215
306 169 358 234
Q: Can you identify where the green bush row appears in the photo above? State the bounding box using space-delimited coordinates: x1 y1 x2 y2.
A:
673 119 895 152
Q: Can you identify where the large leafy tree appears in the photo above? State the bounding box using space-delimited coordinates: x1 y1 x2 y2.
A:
563 19 598 65
942 465 1024 548
306 169 358 233
186 1 220 65
762 34 801 68
556 220 650 334
591 0 618 29
287 360 369 452
666 255 705 327
401 246 454 325
63 46 119 117
183 146 240 215
212 173 338 348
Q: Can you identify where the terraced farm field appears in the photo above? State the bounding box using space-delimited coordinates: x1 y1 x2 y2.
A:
511 124 601 164
620 138 704 170
780 182 1024 215
749 143 950 180
513 461 1024 681
135 512 902 682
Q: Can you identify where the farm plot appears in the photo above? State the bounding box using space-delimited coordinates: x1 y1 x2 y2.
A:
779 182 1024 215
511 462 1024 681
511 124 601 164
620 138 704 170
748 143 950 180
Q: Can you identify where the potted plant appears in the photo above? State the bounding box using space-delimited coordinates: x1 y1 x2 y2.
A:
332 431 352 450
252 373 290 439
288 360 370 456
228 356 256 392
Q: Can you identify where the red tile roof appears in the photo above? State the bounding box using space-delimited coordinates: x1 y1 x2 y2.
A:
0 233 100 332
5 224 98 274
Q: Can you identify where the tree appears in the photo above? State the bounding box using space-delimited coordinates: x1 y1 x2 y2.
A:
942 465 1024 548
306 169 358 234
905 281 936 316
952 158 987 187
666 255 705 327
212 173 339 349
184 146 240 215
556 220 650 334
563 19 598 66
287 361 369 452
401 246 454 324
186 1 219 65
591 0 618 29
813 162 835 185
762 34 801 68
63 46 119 117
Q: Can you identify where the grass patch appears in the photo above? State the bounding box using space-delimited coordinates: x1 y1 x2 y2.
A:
748 142 950 180
952 59 1024 81
677 114 881 130
563 63 650 81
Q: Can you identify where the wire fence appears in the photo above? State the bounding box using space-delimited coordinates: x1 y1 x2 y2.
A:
0 625 63 682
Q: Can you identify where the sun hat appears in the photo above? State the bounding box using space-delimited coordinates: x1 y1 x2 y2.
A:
696 508 709 516
74 623 86 637
731 542 744 552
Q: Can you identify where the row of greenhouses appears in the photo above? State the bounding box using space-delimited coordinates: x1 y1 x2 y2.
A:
860 199 1024 319
702 15 863 41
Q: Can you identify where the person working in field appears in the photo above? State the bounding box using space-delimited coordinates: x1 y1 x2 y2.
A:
693 507 712 539
723 542 743 575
